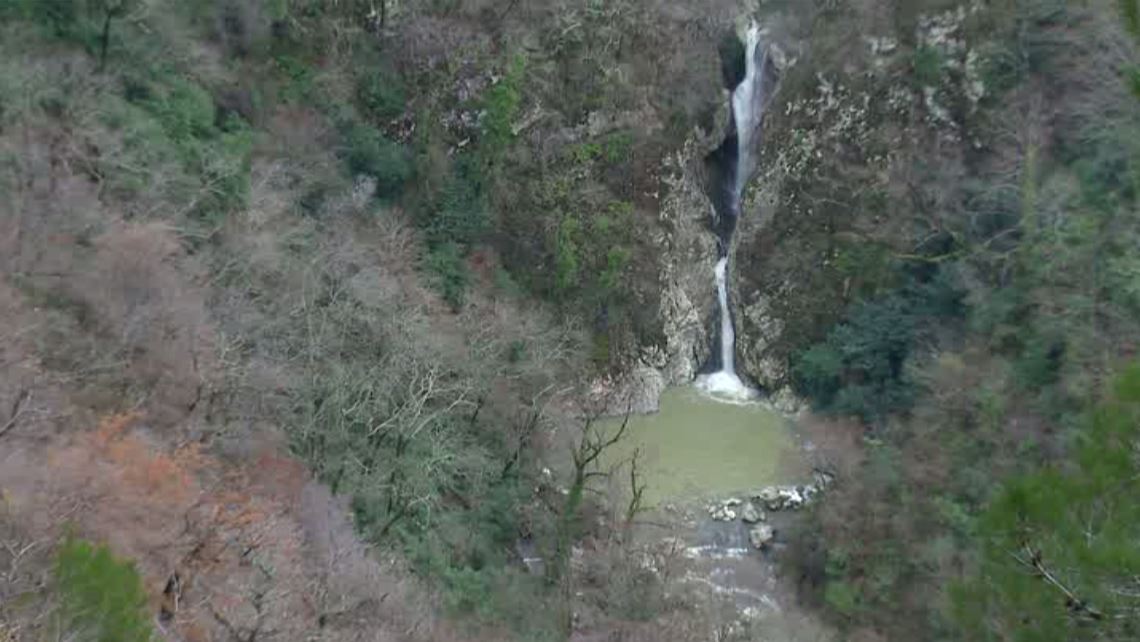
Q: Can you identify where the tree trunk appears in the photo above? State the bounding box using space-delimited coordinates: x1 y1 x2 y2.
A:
99 12 113 71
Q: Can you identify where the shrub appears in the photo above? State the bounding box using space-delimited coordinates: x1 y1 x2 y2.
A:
54 536 152 642
479 54 525 168
554 217 581 295
425 242 469 309
824 580 859 617
912 45 943 86
148 78 216 145
11 0 84 39
343 122 411 198
356 67 405 122
793 266 964 422
423 155 489 248
953 365 1140 640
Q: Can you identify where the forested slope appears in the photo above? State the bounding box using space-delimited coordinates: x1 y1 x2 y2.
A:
0 1 736 640
737 1 1140 640
3 1 1140 641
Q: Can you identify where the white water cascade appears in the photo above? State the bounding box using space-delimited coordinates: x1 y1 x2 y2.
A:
697 22 769 402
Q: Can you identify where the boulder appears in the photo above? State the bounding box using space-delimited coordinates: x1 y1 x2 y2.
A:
749 524 775 550
740 502 765 524
753 485 806 511
708 503 737 522
756 487 780 504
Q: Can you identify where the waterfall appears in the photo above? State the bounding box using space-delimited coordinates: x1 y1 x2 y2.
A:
714 256 735 375
732 23 765 207
697 22 770 401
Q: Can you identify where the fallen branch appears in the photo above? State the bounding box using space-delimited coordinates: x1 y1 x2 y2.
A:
0 389 30 439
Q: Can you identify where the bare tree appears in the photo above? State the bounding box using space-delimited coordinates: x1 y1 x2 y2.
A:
549 401 632 584
624 447 647 528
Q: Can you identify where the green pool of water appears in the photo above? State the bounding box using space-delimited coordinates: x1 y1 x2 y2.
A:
599 387 803 507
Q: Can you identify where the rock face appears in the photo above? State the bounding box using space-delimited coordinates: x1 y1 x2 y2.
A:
592 365 668 415
599 105 730 413
653 134 725 386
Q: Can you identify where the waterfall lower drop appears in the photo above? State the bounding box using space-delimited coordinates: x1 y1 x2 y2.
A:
696 22 770 403
697 256 750 398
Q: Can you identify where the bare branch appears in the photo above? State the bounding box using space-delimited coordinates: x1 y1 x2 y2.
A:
0 389 31 440
1011 543 1104 621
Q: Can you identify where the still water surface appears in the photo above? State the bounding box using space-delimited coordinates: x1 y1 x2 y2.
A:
599 387 803 506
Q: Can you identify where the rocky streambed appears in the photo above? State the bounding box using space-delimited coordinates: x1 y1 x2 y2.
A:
594 385 834 635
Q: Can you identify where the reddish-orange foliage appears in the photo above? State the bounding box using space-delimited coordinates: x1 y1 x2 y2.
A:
89 412 201 505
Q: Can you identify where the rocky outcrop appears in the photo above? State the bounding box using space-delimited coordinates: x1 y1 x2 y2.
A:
729 7 991 401
708 470 835 525
753 470 835 511
603 105 731 413
652 127 727 386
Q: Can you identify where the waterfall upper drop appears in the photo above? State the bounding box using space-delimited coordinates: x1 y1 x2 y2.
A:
731 23 765 210
696 22 771 402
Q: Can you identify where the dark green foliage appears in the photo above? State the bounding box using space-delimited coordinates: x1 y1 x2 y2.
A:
4 0 141 64
356 66 405 122
425 243 469 309
343 121 411 198
423 155 489 248
272 53 317 104
1012 332 1064 389
7 0 84 38
793 269 963 422
1122 0 1140 38
912 45 943 86
953 365 1140 641
54 537 153 642
415 155 491 307
479 55 525 170
554 217 581 294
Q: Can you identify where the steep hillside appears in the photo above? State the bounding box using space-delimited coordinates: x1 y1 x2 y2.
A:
4 1 1140 641
0 1 755 640
732 0 1140 639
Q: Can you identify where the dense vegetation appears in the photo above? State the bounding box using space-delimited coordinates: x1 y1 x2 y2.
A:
0 1 726 640
54 537 154 642
4 0 1140 641
757 0 1140 639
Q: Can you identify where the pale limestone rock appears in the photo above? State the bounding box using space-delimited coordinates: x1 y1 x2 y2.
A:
741 502 765 524
749 524 775 549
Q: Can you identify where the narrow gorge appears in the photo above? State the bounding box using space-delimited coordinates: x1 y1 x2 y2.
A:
697 22 776 402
